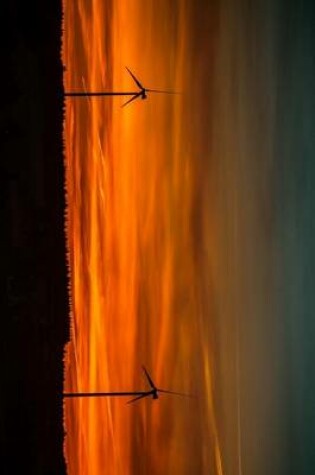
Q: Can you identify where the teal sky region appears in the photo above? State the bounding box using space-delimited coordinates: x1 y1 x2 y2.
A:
211 1 315 473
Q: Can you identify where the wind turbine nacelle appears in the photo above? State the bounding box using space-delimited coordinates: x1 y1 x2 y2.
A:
153 393 158 400
141 91 147 100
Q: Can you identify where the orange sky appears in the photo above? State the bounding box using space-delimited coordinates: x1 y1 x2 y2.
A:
62 1 224 474
62 1 315 474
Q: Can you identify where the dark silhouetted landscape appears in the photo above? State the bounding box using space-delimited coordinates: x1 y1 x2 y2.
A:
1 1 69 473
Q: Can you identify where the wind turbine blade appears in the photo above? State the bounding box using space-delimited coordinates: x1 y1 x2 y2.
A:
126 393 148 405
146 89 180 95
81 76 92 105
142 366 156 389
121 93 141 108
158 389 194 398
125 67 144 90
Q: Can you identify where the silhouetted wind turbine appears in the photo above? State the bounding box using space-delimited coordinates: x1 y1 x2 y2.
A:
126 366 191 404
64 67 179 107
63 366 192 404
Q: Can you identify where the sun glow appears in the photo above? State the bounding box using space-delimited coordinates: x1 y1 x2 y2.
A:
62 1 223 473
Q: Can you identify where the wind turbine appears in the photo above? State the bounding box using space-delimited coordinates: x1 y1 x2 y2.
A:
121 68 179 107
64 67 179 107
63 366 192 404
127 366 191 404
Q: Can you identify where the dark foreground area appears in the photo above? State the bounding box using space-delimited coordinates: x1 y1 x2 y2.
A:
0 1 69 473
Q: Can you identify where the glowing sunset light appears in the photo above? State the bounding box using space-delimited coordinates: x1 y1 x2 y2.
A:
62 2 315 474
62 1 224 474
